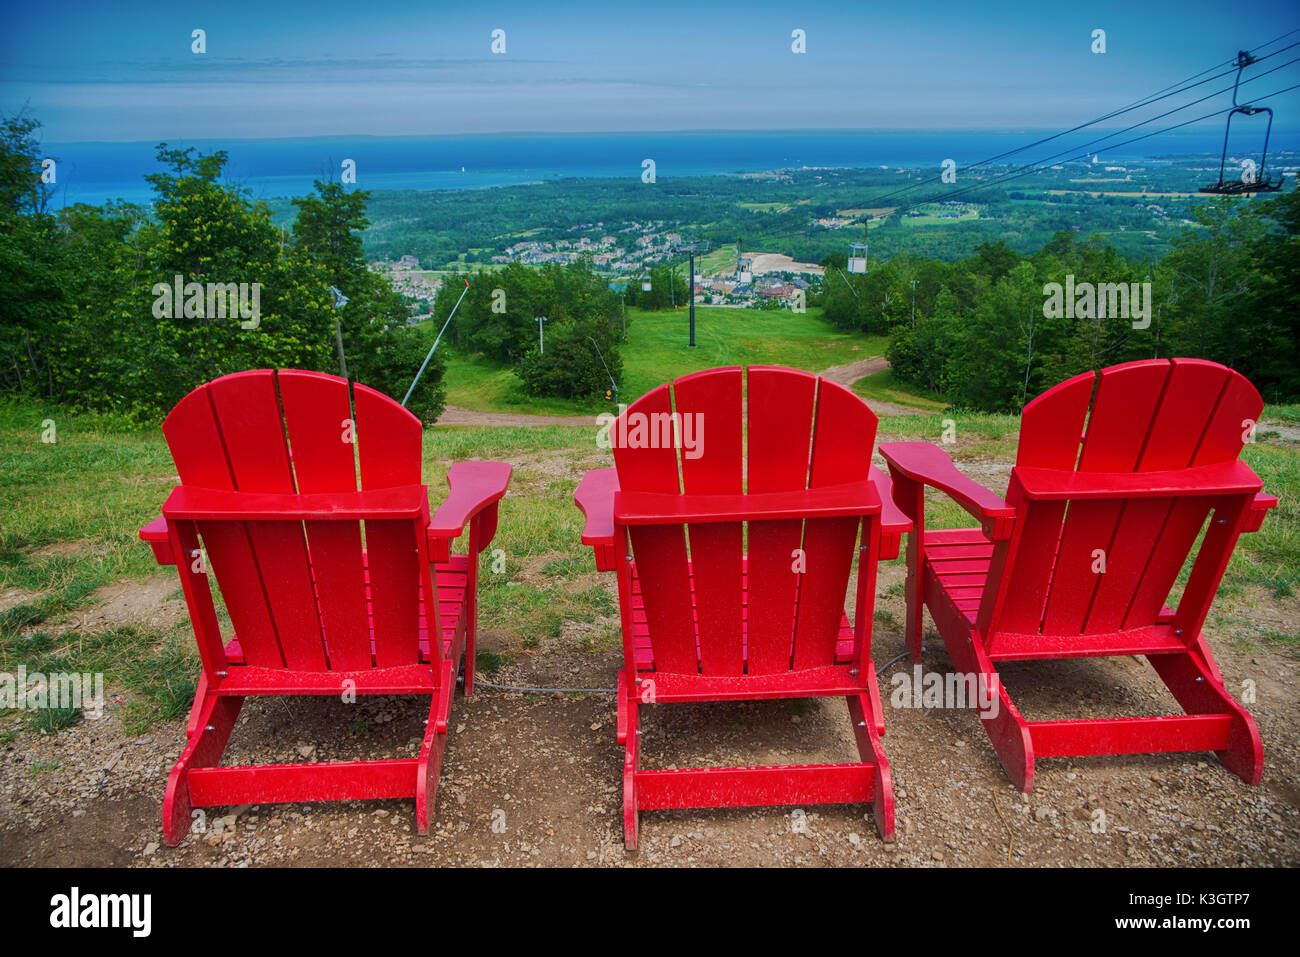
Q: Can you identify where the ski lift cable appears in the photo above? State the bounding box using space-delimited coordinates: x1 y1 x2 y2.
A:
867 33 1300 207
832 266 861 299
892 79 1300 215
1252 24 1300 54
894 81 1300 215
972 34 1300 167
943 52 1300 197
586 336 619 397
865 62 1241 207
896 58 1300 211
401 277 470 408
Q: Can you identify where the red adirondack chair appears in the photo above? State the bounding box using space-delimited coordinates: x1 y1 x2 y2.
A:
139 369 510 845
879 358 1276 792
575 366 911 849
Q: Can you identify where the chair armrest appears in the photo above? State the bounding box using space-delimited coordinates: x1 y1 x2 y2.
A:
870 466 913 560
1010 460 1263 502
163 484 429 521
139 515 175 565
1244 492 1279 533
575 467 619 571
614 480 881 525
878 441 1015 540
428 461 512 561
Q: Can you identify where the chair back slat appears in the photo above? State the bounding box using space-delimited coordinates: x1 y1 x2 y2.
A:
791 379 876 670
279 371 371 669
1122 360 1259 627
675 368 745 675
613 366 877 676
991 359 1263 638
162 370 431 673
613 384 696 673
354 384 427 667
995 370 1093 633
1040 361 1168 635
745 368 819 675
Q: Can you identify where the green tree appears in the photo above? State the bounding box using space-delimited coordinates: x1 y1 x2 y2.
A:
0 113 68 396
290 179 444 420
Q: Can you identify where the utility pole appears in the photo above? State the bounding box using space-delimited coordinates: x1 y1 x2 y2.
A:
688 251 696 346
675 240 710 348
536 315 548 354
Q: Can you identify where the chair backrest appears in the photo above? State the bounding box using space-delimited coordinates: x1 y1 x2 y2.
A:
611 366 878 676
162 369 435 672
987 358 1262 637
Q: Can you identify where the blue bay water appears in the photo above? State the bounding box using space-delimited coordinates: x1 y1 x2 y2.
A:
41 129 1300 209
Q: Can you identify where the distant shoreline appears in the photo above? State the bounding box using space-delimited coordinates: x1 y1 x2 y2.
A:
40 129 1300 210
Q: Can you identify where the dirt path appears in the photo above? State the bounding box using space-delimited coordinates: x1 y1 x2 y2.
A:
434 357 921 427
817 357 920 417
818 356 889 386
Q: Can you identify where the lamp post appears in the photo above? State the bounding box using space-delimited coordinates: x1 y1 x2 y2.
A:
536 316 548 354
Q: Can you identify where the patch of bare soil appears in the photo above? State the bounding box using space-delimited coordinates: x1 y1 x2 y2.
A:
435 405 594 428
433 358 919 429
49 577 187 635
1258 419 1300 444
505 450 609 495
0 587 44 614
25 541 96 559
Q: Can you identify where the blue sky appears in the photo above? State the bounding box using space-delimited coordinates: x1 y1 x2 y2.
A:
2 0 1297 141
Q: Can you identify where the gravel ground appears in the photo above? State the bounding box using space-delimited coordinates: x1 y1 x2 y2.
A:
3 562 1296 868
4 426 1297 868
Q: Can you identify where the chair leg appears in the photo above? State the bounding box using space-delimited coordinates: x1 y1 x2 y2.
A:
417 662 456 834
623 692 640 851
415 717 447 835
942 627 1036 792
1149 647 1264 785
184 671 209 738
849 693 894 841
865 661 887 737
162 685 242 846
463 617 476 698
894 474 926 663
978 678 1036 792
905 567 925 663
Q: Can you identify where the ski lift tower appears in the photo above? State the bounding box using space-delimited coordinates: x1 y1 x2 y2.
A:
675 240 710 348
735 238 754 285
